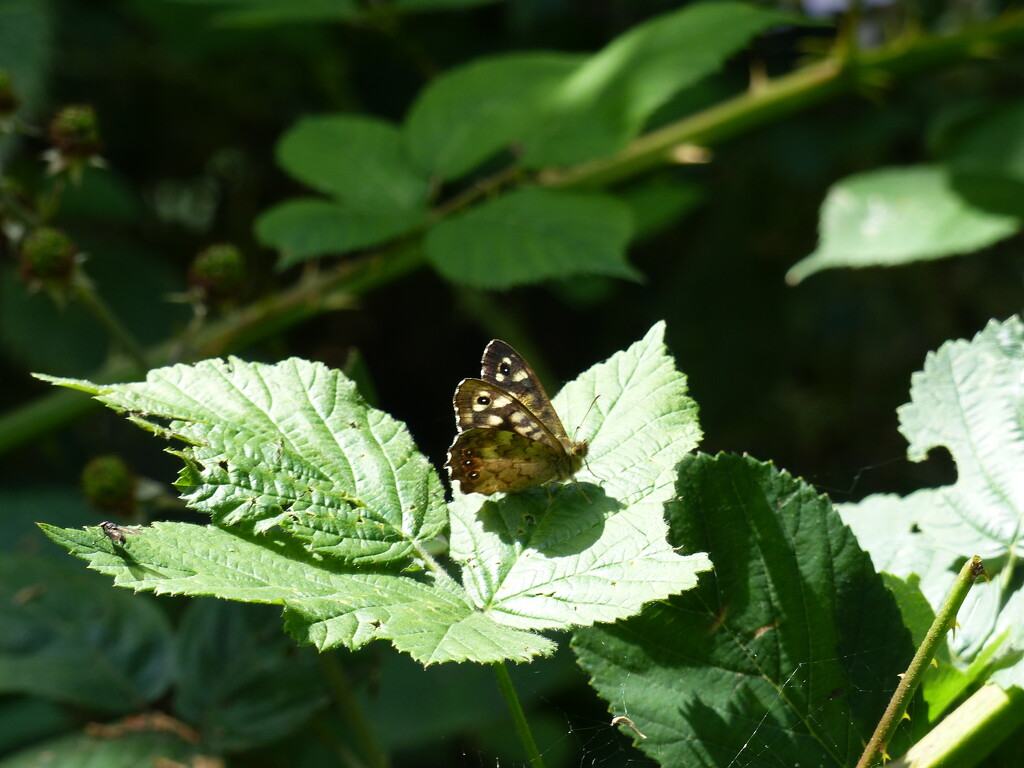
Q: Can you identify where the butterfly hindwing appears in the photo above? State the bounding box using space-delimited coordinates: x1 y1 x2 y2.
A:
447 428 570 495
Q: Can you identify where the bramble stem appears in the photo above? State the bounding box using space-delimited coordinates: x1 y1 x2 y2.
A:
493 661 546 768
856 556 986 768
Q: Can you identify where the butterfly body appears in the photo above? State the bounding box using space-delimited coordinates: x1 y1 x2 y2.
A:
446 340 587 495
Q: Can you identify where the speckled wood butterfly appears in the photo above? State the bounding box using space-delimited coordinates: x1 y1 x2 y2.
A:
446 340 587 495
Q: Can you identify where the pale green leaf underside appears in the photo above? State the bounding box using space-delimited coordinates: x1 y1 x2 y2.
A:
39 357 447 564
425 188 638 288
788 166 1020 283
840 315 1024 685
39 522 552 665
449 322 710 630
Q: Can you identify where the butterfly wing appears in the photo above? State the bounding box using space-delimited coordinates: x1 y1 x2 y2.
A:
452 377 564 452
479 340 571 445
446 428 571 495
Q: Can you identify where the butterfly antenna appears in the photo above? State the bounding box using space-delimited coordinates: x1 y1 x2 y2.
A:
573 395 601 443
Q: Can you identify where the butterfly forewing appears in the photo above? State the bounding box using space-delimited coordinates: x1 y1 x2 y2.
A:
479 340 571 445
453 378 562 451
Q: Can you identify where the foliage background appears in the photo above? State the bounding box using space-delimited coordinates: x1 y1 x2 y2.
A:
2 0 1023 765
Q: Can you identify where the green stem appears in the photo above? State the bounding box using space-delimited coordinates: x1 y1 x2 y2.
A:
856 556 987 768
71 270 149 373
320 651 390 768
542 10 1024 190
493 661 546 768
888 683 1024 768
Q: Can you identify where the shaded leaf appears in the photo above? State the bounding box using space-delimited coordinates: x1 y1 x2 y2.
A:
0 0 52 159
2 727 204 768
396 0 501 9
404 53 583 180
163 0 359 26
618 173 704 241
173 600 328 751
573 453 914 767
426 188 638 287
256 198 424 266
0 555 173 713
946 101 1024 217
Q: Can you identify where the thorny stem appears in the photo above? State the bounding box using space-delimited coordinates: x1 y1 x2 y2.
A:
856 556 987 768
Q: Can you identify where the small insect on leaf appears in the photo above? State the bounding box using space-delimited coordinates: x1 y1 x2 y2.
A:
99 520 141 544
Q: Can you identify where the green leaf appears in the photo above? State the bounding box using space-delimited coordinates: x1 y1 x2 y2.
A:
425 188 638 287
573 453 914 766
2 729 203 768
38 522 553 664
450 322 710 630
256 198 424 266
39 324 709 665
277 115 429 212
162 0 360 27
839 316 1024 688
0 555 173 713
404 5 803 177
404 53 583 181
39 357 447 564
787 166 1020 284
946 102 1024 217
520 2 807 167
174 600 328 751
262 115 429 266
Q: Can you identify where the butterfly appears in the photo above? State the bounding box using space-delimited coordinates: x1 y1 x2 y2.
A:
446 339 587 495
